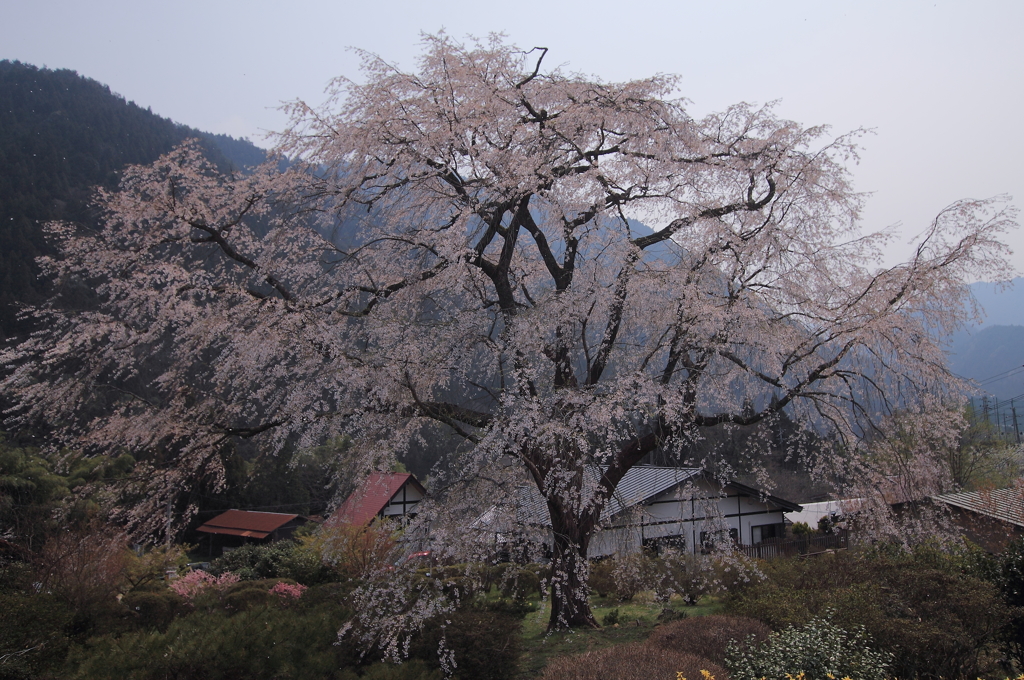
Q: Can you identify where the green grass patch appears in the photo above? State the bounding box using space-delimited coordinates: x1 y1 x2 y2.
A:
516 594 724 679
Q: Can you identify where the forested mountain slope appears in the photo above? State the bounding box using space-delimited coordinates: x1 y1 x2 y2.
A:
948 324 1024 401
941 278 1024 401
968 277 1024 328
0 60 266 339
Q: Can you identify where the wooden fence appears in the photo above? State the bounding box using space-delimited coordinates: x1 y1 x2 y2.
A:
737 531 848 560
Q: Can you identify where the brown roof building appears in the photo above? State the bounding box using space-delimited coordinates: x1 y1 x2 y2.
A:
196 510 310 557
933 486 1024 552
327 472 426 527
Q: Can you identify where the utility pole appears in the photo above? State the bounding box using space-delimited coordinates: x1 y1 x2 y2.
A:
1013 399 1021 444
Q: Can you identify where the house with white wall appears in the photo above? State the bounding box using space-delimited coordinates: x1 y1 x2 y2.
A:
326 472 426 526
475 465 802 557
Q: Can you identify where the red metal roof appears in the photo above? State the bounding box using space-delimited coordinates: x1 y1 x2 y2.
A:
329 472 424 526
196 510 301 539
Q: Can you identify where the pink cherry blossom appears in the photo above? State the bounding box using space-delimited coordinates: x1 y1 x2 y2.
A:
1 34 1016 633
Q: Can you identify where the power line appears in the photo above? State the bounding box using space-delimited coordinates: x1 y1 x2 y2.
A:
994 397 1024 413
976 365 1024 386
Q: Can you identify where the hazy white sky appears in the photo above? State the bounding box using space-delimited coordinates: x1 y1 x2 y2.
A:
3 0 1022 274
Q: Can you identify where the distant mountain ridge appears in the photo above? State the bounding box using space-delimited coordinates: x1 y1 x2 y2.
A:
948 325 1024 401
945 278 1024 401
968 277 1024 328
0 59 267 340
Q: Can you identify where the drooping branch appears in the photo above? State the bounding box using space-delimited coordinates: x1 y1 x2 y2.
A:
211 419 287 438
188 219 295 302
632 174 777 250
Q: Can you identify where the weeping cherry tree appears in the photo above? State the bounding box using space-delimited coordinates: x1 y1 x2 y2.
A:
2 34 1017 630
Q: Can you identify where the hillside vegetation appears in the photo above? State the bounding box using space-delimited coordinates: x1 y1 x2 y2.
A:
0 60 265 340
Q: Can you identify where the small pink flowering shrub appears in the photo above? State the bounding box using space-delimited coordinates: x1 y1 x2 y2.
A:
269 581 307 599
169 570 239 600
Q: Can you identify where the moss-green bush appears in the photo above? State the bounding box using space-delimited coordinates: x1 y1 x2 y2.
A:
588 558 616 598
408 610 522 680
986 537 1024 670
726 548 1009 679
222 583 276 612
646 614 770 666
587 554 653 602
298 581 358 609
209 541 302 581
589 552 713 603
0 592 74 680
70 604 352 680
120 589 185 631
499 566 541 599
338 660 442 680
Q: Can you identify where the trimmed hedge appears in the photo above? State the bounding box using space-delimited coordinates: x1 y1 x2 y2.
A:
646 614 770 666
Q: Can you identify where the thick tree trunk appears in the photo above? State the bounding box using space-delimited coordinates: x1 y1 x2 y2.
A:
546 503 600 630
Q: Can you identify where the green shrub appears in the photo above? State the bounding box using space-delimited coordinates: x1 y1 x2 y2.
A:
989 537 1024 670
647 614 770 666
298 581 358 610
587 553 656 602
209 541 300 581
725 614 892 680
284 543 341 585
602 608 621 626
476 596 537 618
609 553 650 601
650 552 713 604
726 549 1009 679
338 660 442 680
496 565 541 599
791 521 813 536
70 604 352 680
588 558 615 598
120 589 185 631
222 583 276 612
408 610 522 680
0 592 73 680
591 552 713 604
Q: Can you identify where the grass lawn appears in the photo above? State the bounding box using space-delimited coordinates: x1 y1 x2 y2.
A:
516 594 724 679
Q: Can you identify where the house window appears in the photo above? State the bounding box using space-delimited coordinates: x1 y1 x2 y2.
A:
751 523 784 545
642 535 686 555
699 528 738 553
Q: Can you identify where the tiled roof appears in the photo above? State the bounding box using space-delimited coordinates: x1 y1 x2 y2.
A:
196 510 300 539
606 466 705 517
330 472 425 526
933 487 1024 528
505 466 704 526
